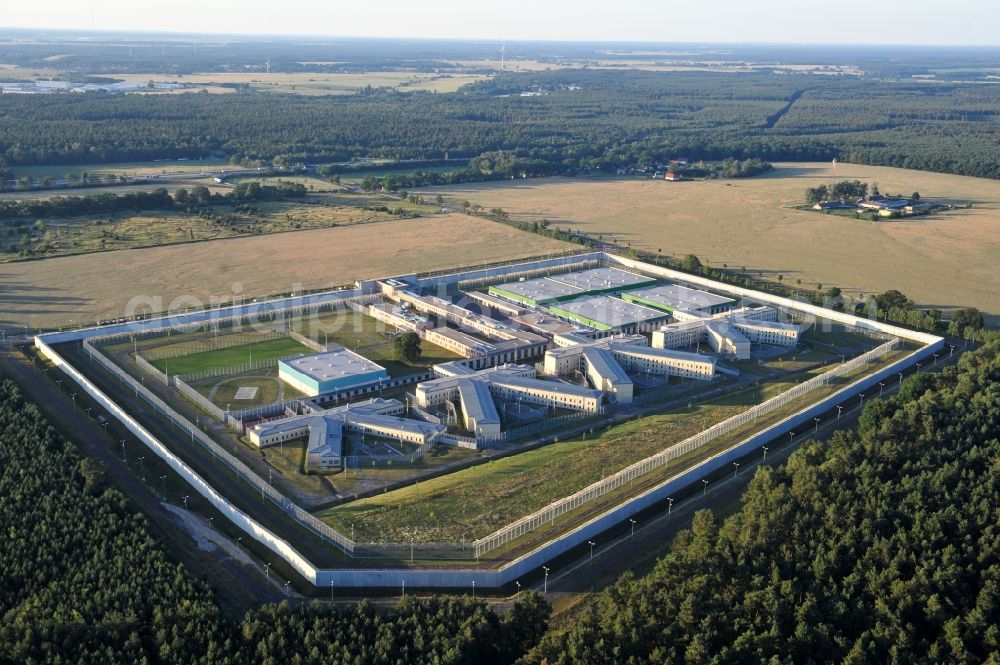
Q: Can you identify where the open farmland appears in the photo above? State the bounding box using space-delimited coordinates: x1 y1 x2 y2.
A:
0 213 572 331
92 71 486 95
8 158 231 180
419 162 1000 323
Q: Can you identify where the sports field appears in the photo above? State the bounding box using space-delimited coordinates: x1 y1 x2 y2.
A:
0 214 573 331
148 337 313 375
418 163 1000 323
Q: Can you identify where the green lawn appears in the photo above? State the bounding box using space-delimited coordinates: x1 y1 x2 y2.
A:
150 337 314 375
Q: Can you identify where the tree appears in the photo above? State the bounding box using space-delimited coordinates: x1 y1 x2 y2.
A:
948 307 984 336
394 332 422 363
680 254 703 273
874 289 909 313
912 191 921 200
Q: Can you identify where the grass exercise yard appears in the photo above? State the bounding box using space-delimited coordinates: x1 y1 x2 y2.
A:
149 337 314 376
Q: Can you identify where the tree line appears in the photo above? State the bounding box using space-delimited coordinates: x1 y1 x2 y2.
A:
0 374 550 664
0 181 306 220
3 71 1000 179
530 334 1000 663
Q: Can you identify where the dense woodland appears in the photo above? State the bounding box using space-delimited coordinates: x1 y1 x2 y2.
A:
3 335 997 662
0 376 550 664
530 335 1000 663
3 70 1000 179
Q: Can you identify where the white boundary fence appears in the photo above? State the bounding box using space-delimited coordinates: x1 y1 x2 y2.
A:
174 356 291 383
173 377 227 421
472 337 899 557
134 354 169 384
287 329 327 353
76 338 356 554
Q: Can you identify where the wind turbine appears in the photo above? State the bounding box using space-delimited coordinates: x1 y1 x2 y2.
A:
500 44 507 71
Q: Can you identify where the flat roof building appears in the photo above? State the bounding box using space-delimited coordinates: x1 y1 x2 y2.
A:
621 283 735 315
489 267 655 307
278 346 389 397
548 295 668 332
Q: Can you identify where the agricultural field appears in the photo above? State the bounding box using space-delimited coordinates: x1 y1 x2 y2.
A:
418 162 1000 324
0 213 573 331
88 71 486 95
0 200 409 259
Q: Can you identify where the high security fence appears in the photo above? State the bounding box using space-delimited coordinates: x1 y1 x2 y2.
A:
173 377 227 421
79 338 356 554
134 354 169 384
472 338 900 557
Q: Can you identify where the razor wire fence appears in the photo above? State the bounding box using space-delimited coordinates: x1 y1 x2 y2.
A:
173 377 226 421
472 338 899 557
141 329 287 361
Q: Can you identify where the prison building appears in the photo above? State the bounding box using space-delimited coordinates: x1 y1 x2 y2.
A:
620 283 736 316
704 320 752 360
652 319 708 350
278 346 390 397
488 374 603 413
547 295 669 333
489 267 655 307
463 291 527 318
456 378 502 438
424 327 499 358
581 346 634 403
510 311 583 338
608 343 717 380
247 397 442 471
367 302 432 333
730 318 803 347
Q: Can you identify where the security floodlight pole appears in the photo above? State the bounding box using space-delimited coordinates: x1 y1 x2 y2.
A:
899 372 904 387
159 475 167 500
837 405 843 420
542 566 550 593
472 579 476 599
182 495 190 511
588 540 596 563
264 562 271 582
120 439 127 462
789 431 794 444
733 462 740 478
879 381 885 396
702 479 708 496
284 581 290 597
814 417 820 433
762 446 768 461
629 518 637 538
138 456 145 481
331 580 335 601
515 581 521 598
667 497 674 516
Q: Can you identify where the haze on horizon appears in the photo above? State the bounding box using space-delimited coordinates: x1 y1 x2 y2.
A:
0 0 997 47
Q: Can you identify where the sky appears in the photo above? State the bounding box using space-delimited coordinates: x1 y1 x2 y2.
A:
0 0 997 46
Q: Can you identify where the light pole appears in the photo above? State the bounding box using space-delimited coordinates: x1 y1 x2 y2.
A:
879 381 885 396
182 495 190 511
932 353 939 367
588 540 596 563
542 566 550 594
138 456 146 481
331 580 335 602
264 562 271 583
401 580 405 597
789 431 794 445
159 475 167 501
837 405 843 420
859 394 864 410
814 417 820 433
120 439 126 463
472 580 476 599
207 517 214 529
898 372 904 387
284 581 290 597
235 537 243 554
667 497 674 516
70 393 76 407
515 581 521 598
916 362 922 373
762 447 768 461
702 479 708 496
629 518 637 538
733 462 740 479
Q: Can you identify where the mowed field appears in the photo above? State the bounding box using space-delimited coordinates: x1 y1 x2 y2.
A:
419 163 1000 323
0 214 571 331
